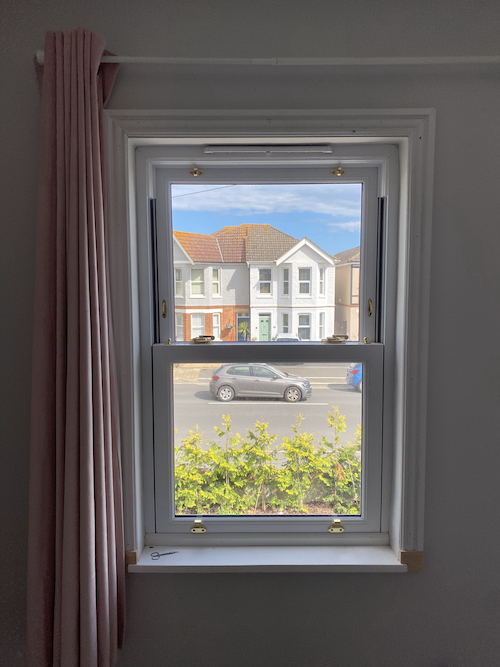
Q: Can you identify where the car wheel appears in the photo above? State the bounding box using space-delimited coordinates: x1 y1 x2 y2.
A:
357 380 363 393
218 385 235 402
284 386 301 403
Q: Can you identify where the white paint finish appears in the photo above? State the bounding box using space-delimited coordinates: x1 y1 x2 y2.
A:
130 545 406 572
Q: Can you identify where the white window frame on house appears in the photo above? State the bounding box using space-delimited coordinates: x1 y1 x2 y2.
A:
175 267 183 296
212 267 221 296
282 267 290 296
190 268 205 297
351 265 360 305
104 109 435 572
319 267 325 296
190 312 205 338
297 313 311 340
319 312 325 340
282 312 289 333
258 268 272 294
175 313 184 341
212 312 221 340
298 267 312 295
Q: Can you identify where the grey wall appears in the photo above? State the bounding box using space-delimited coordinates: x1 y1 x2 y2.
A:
2 2 500 665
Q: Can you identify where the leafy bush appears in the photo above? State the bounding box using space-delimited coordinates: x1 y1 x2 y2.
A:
174 406 361 515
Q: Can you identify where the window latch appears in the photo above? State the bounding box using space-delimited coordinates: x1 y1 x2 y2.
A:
191 519 207 534
328 518 345 534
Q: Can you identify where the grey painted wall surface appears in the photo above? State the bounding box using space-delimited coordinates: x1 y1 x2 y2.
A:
1 2 500 665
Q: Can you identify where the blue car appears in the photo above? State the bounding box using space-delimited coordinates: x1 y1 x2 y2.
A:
346 362 362 392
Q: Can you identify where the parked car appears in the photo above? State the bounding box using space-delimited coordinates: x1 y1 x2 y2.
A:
346 362 362 392
273 333 302 342
209 363 312 402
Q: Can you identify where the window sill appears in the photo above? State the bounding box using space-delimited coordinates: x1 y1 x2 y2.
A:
129 545 406 573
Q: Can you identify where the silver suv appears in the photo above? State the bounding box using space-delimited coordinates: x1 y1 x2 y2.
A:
209 363 312 403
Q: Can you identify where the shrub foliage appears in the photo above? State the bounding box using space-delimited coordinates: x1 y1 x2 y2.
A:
174 406 361 515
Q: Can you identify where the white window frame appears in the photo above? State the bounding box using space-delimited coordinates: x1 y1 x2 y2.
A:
319 267 325 296
190 268 204 296
319 312 325 339
258 268 272 294
298 267 311 295
297 313 311 340
175 267 183 296
282 312 289 333
104 109 435 572
212 267 221 296
190 312 205 338
282 267 290 296
175 312 184 340
212 312 221 340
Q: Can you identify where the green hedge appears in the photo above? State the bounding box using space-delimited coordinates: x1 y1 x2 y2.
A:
174 406 361 515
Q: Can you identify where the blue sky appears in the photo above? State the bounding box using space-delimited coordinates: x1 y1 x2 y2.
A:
171 183 361 256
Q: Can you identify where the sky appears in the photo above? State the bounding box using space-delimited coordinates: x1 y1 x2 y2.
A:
171 183 361 257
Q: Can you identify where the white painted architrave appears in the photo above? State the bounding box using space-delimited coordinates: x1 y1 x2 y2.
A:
103 109 435 564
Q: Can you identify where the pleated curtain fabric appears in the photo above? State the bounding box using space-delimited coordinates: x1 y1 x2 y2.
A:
27 28 125 667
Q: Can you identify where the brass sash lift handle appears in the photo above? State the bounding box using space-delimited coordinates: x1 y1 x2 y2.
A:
367 298 373 318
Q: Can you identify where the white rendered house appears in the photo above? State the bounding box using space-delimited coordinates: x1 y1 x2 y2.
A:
173 224 336 341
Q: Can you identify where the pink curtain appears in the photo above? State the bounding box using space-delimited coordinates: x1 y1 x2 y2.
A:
27 28 125 667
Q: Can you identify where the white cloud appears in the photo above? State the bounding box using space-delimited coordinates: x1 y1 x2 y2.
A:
327 221 361 233
171 183 361 218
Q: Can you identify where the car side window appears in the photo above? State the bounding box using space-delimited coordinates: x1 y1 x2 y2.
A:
252 366 275 378
230 366 251 376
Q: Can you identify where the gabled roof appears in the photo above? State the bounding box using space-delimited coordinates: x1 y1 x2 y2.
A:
333 246 360 265
174 224 299 263
276 237 334 266
173 231 223 262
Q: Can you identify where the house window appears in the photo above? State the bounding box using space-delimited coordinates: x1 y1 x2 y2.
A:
282 313 289 333
319 312 325 339
351 266 360 305
259 268 271 294
191 268 204 296
191 313 205 338
298 314 311 340
175 268 183 295
212 312 220 339
299 268 311 294
118 113 434 565
319 268 325 296
212 268 221 296
175 313 184 340
282 268 289 295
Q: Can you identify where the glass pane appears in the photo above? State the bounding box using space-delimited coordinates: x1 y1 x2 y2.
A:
259 269 271 281
191 269 203 281
191 313 205 337
171 183 362 342
173 361 363 516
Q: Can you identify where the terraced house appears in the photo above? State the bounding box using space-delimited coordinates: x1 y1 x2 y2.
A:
173 223 336 341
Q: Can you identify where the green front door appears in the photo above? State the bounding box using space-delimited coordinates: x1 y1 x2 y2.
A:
259 315 271 341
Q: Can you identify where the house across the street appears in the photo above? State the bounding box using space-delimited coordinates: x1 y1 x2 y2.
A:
332 245 360 342
173 223 339 341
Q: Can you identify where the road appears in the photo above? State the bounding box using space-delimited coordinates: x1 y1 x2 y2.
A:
173 363 362 451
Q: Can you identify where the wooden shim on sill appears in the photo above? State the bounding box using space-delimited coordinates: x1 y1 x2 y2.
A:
125 550 139 570
399 550 424 572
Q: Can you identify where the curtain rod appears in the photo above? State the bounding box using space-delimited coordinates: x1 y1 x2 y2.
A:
35 50 500 67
